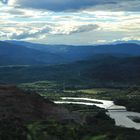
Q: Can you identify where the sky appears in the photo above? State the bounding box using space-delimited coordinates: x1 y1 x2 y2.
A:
0 0 140 45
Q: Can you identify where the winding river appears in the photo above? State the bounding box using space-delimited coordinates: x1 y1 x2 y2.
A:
54 97 140 130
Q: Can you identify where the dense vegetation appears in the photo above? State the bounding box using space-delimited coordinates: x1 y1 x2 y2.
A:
0 105 140 140
0 56 140 87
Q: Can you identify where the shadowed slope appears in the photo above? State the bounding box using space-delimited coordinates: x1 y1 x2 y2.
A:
0 85 72 123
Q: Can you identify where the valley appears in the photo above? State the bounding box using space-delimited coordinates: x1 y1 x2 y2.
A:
18 80 140 140
0 41 140 139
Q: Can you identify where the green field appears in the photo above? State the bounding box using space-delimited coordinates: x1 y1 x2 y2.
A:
19 81 140 112
65 88 111 94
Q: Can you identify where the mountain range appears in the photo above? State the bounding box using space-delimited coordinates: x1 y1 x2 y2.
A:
0 40 139 65
0 41 65 65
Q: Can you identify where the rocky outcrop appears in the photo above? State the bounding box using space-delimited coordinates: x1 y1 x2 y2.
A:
0 85 72 123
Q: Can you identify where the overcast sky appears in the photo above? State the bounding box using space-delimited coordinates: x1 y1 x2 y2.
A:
0 0 140 45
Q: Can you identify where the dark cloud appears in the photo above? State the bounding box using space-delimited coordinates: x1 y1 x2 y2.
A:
70 24 98 34
15 0 117 11
7 0 140 12
0 0 8 4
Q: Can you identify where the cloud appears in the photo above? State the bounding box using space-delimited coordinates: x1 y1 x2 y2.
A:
0 0 8 4
89 0 140 12
69 24 98 34
118 36 140 41
1 0 140 12
9 29 47 40
0 0 139 44
50 24 98 35
0 22 98 40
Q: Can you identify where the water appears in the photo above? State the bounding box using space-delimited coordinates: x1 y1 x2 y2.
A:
54 97 140 130
107 110 140 130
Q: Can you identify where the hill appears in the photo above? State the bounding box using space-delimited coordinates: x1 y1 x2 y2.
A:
6 41 140 62
0 85 72 122
0 41 65 65
0 56 140 87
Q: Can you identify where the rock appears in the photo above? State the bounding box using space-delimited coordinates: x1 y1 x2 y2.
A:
0 85 73 123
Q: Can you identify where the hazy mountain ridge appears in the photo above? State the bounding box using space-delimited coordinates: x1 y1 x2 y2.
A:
0 41 66 65
5 40 140 63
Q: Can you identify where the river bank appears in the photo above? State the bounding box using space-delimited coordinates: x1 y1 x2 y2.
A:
55 97 140 130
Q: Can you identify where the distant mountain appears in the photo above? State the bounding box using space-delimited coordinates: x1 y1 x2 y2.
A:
112 40 140 45
0 41 65 65
6 41 140 61
1 40 140 66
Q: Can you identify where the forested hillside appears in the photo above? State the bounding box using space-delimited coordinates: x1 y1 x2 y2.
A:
0 56 140 87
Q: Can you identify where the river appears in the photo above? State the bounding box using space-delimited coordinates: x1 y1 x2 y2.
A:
54 97 140 130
